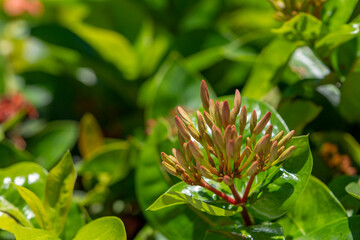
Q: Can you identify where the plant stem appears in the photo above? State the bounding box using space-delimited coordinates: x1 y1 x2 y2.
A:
241 174 255 204
240 206 252 226
201 181 237 205
229 185 242 204
237 175 256 226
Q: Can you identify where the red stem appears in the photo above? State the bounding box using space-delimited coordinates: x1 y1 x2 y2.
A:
229 185 242 204
201 181 237 205
241 174 255 204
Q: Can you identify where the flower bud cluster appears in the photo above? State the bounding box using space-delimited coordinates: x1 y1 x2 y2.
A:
161 80 295 187
269 0 327 21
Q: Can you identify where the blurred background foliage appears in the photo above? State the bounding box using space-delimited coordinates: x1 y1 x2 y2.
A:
1 0 360 239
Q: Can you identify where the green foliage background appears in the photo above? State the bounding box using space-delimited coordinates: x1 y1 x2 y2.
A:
1 0 360 239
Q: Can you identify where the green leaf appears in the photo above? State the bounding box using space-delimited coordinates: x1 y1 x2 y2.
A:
315 23 360 57
79 142 130 183
346 182 360 200
278 100 322 134
136 120 221 240
272 13 322 43
278 176 346 238
73 217 126 240
78 113 104 159
339 73 360 123
138 53 216 119
0 142 34 168
27 121 78 170
148 180 242 216
0 212 60 240
329 176 360 213
14 185 52 231
204 223 284 240
44 151 76 236
63 11 138 80
0 162 47 226
248 136 313 220
288 46 330 79
295 216 360 240
242 37 298 99
60 202 86 240
323 0 359 31
0 197 31 228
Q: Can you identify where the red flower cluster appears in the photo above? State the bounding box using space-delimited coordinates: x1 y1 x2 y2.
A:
0 93 38 123
3 0 43 17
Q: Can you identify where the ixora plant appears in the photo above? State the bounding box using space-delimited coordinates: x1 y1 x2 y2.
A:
147 80 314 237
0 152 126 240
153 80 296 226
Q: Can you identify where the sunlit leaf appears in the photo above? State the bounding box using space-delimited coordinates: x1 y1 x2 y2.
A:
148 180 242 216
295 216 360 240
0 212 60 240
289 46 330 79
14 185 52 231
315 23 360 57
247 136 313 220
346 181 360 200
278 176 346 238
272 13 322 43
323 0 359 31
0 162 47 226
242 37 298 99
73 217 126 240
44 151 76 236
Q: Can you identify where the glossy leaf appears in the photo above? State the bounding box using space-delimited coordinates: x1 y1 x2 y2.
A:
79 142 130 183
148 180 242 216
0 212 60 240
242 37 298 99
26 121 78 170
315 23 360 57
44 151 76 236
288 46 330 79
78 113 104 159
339 73 360 123
248 136 313 220
14 185 52 231
346 182 360 200
278 176 346 238
0 162 47 226
323 0 359 31
204 223 284 240
296 216 360 240
73 217 126 240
